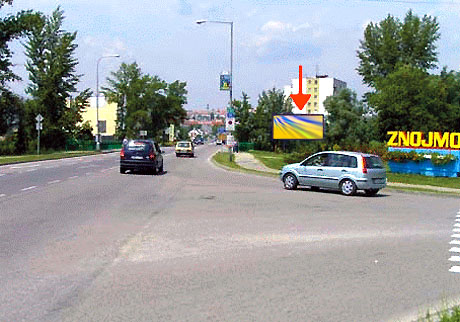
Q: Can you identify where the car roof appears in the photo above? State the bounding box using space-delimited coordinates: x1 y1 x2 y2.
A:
318 151 379 157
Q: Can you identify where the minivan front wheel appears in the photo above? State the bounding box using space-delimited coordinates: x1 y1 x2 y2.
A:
340 179 357 196
283 173 298 190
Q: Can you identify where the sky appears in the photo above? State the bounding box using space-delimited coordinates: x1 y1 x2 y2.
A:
3 0 460 110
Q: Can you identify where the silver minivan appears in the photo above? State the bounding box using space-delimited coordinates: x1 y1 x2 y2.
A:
280 151 386 196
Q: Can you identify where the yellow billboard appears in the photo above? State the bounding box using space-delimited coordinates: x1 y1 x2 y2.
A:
387 131 460 149
272 114 324 140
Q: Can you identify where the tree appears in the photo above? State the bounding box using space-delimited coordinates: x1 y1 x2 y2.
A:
251 88 290 151
357 10 440 88
233 92 253 143
323 88 375 148
25 7 87 149
368 64 460 140
102 62 187 140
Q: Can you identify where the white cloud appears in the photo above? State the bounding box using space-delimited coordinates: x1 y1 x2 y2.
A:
260 21 293 33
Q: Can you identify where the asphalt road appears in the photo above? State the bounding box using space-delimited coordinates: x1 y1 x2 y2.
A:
1 144 460 322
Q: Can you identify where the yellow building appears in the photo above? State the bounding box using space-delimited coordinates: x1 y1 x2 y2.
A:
81 96 118 138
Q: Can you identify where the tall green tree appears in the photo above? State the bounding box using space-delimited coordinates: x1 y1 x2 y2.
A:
25 7 87 149
368 64 460 140
0 0 41 141
103 62 187 140
252 88 290 151
233 92 253 142
323 88 375 148
357 10 440 88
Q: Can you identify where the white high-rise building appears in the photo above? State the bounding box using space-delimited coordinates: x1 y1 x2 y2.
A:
283 75 347 115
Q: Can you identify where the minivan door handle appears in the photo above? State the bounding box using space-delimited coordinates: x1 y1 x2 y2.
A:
317 169 323 171
341 170 348 172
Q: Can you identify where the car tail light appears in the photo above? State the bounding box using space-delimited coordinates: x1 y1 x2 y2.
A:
149 152 155 160
362 156 368 174
120 148 125 159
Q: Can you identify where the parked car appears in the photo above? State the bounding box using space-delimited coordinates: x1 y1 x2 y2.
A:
175 141 194 157
120 139 164 174
280 151 386 196
216 139 222 145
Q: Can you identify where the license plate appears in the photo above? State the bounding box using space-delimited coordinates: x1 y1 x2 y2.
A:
373 178 385 184
131 156 143 159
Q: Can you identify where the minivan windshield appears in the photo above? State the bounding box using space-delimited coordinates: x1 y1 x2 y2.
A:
364 156 384 168
177 142 190 148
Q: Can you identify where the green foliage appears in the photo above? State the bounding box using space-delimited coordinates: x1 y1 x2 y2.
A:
283 152 307 164
369 64 460 140
0 135 15 155
233 92 253 142
431 152 456 165
324 88 376 147
102 62 187 139
357 10 440 88
387 150 456 165
24 7 86 150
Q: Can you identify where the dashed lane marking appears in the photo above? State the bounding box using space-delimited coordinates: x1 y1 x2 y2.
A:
450 240 460 245
449 247 460 253
449 256 460 262
48 180 60 184
452 234 460 238
26 168 37 172
450 266 460 273
68 176 78 179
0 194 5 197
21 186 36 191
454 224 460 228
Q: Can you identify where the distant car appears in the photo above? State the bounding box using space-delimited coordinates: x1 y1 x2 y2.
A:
280 151 386 196
120 139 164 174
175 141 194 157
216 139 222 145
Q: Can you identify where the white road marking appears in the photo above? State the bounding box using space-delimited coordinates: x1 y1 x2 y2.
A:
449 256 460 262
449 247 460 253
68 176 78 179
453 228 460 233
26 168 37 172
48 180 60 184
86 172 92 176
452 234 460 238
21 186 36 191
11 164 40 169
450 240 460 245
454 224 460 228
449 266 460 273
0 194 5 197
455 219 460 222
0 173 5 177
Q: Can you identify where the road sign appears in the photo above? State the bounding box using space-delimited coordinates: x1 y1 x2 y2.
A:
139 130 147 136
36 122 42 131
226 117 235 131
220 73 231 91
290 65 311 111
35 114 43 122
227 112 235 118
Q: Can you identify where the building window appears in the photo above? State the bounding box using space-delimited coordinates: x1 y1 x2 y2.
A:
308 109 311 113
314 95 317 99
308 102 311 106
98 120 106 133
315 80 318 84
308 80 311 84
314 88 317 92
314 102 317 107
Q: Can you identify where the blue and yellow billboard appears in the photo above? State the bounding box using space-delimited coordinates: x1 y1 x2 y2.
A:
272 114 324 140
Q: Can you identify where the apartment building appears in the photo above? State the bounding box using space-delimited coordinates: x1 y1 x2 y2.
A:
283 75 347 115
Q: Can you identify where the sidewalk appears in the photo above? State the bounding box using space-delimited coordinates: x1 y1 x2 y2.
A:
233 152 460 193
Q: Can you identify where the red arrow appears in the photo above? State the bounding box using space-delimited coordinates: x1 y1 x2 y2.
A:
290 65 311 111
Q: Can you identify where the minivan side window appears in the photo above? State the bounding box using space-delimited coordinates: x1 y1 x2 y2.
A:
304 154 328 166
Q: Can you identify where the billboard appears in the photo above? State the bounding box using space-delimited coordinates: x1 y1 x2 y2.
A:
387 131 460 149
272 114 324 140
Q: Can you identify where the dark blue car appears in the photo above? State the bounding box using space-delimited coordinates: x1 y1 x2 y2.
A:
120 139 164 174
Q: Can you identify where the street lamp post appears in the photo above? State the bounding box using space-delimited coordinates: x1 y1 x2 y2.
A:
96 54 120 151
196 19 234 161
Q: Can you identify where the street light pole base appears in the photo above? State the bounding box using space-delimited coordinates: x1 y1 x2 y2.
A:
96 142 101 151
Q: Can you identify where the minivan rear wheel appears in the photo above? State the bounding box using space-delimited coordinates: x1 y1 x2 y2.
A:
340 179 357 196
283 173 298 190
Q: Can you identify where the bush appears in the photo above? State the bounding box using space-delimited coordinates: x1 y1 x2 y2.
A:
0 137 15 155
283 151 308 164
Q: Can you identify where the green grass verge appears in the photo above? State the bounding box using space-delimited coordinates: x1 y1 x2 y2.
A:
418 305 460 322
247 150 460 190
249 150 286 170
212 152 278 178
0 151 102 165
